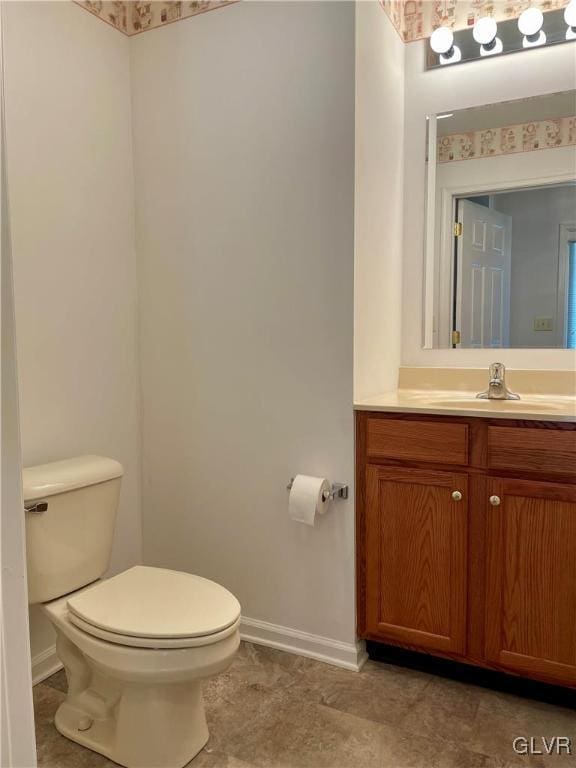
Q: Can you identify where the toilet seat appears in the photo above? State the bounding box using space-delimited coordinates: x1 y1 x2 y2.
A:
66 565 241 649
68 612 240 648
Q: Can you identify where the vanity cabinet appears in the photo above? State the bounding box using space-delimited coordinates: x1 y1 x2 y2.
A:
356 412 576 688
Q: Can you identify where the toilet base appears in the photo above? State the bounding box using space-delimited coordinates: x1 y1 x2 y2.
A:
54 677 209 768
42 595 239 768
52 628 215 768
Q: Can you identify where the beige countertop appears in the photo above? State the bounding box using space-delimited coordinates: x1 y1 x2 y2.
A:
354 389 576 421
354 368 576 422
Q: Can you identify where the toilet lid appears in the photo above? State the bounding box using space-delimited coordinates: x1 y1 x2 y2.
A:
67 566 241 640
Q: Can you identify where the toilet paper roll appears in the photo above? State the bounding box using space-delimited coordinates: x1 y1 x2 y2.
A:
288 474 331 526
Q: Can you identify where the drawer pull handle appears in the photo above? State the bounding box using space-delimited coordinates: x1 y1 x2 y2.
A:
489 495 501 506
451 491 463 501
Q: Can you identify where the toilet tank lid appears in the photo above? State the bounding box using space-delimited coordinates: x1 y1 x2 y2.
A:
23 455 124 501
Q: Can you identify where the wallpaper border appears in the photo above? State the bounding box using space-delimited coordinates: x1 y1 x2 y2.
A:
437 115 576 163
75 1 573 42
74 0 238 37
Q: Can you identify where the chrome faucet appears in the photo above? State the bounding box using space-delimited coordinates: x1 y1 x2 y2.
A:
476 363 520 401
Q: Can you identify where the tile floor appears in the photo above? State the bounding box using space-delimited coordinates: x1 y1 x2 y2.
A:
34 642 575 768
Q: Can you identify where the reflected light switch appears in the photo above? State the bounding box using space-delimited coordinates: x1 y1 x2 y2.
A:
533 317 554 331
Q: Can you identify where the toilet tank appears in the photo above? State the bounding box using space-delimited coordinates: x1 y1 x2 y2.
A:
23 455 124 604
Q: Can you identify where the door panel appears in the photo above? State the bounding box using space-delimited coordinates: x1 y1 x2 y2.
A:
366 466 468 655
456 199 512 348
485 478 576 685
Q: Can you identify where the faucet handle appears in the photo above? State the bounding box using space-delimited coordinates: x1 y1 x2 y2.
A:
489 362 505 380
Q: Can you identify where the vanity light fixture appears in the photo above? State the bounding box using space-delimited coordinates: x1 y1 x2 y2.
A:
565 0 576 40
473 17 503 56
518 7 546 47
430 26 462 64
427 6 574 68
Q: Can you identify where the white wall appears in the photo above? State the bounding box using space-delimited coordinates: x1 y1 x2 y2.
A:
403 38 576 369
496 185 576 348
354 1 404 400
1 161 37 768
131 2 357 650
3 1 141 669
1 5 37 753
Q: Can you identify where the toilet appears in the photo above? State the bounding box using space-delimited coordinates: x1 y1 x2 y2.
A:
24 455 241 768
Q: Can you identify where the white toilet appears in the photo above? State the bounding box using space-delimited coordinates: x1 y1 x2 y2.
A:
24 455 241 768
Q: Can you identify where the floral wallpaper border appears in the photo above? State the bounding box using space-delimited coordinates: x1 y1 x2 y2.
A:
437 115 576 163
379 0 570 43
76 0 573 41
74 0 238 36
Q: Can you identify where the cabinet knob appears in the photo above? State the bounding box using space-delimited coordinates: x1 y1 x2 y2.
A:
451 491 463 501
489 495 501 506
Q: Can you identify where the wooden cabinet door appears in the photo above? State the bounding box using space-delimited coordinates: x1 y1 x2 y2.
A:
485 478 576 685
365 466 468 655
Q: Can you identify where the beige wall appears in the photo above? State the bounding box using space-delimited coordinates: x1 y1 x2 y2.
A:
131 2 356 647
3 1 141 663
402 37 576 369
354 1 404 400
1 37 37 756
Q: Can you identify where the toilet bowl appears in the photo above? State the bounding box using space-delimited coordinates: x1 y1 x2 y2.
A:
44 568 240 768
24 456 241 768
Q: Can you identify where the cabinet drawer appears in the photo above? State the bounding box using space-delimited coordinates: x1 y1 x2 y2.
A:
366 418 469 465
488 427 576 477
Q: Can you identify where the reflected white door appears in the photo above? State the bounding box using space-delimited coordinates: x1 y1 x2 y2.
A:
455 199 512 348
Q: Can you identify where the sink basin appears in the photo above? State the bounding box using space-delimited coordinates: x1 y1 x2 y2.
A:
430 397 567 412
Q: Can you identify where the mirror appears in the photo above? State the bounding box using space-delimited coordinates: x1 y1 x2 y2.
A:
424 90 576 349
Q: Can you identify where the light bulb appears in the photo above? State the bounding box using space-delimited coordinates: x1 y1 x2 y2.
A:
473 17 497 45
473 17 502 55
565 1 576 39
518 7 546 46
430 26 454 54
430 26 462 64
518 7 543 35
565 1 576 26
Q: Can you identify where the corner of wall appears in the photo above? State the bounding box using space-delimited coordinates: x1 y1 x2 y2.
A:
354 1 405 401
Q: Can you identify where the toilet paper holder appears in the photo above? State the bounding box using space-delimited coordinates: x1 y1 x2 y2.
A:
286 478 349 501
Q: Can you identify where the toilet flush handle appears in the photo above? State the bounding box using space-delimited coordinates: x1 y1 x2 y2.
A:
24 501 48 514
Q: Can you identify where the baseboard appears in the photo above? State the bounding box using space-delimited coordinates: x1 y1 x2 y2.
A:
32 645 62 686
240 617 367 672
31 622 367 684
